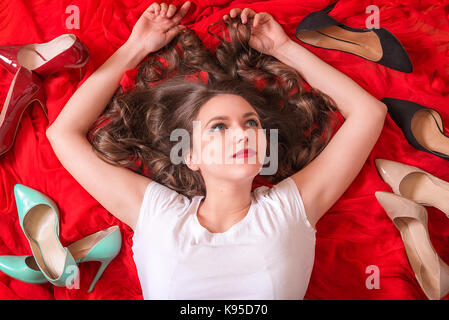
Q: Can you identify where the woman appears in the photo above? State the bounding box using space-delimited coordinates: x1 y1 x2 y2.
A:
46 2 387 299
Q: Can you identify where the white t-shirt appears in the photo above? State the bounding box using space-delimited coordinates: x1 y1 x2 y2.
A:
132 176 316 300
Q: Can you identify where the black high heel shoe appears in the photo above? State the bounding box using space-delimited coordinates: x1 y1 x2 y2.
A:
382 97 449 160
295 2 413 73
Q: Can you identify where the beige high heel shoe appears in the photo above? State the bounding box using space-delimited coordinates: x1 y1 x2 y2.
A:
375 191 449 300
375 159 449 217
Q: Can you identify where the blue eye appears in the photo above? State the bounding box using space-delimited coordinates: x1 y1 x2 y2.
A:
248 119 259 127
210 123 226 131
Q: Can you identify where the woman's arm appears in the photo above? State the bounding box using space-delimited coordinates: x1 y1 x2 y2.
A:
273 40 387 229
226 8 387 228
47 2 190 135
47 43 146 135
46 42 151 230
225 8 386 119
46 2 191 229
272 40 385 119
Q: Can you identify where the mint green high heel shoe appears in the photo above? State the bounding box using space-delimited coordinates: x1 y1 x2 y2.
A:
68 226 122 292
14 184 79 287
0 255 47 284
0 226 121 292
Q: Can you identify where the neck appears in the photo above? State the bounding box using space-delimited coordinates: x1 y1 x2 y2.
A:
198 177 253 227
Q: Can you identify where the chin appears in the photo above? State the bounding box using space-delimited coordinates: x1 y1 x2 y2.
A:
220 163 262 181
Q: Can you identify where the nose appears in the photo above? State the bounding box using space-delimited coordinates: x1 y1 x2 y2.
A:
234 126 249 144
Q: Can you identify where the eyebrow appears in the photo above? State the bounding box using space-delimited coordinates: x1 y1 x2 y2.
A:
204 112 259 128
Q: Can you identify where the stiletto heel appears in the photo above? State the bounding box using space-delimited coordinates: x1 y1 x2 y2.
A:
78 64 85 81
69 62 88 81
0 67 47 157
375 158 449 217
67 226 121 292
13 184 79 287
381 97 449 161
87 258 113 293
375 191 449 300
295 2 412 73
33 87 48 121
0 226 121 291
0 34 90 79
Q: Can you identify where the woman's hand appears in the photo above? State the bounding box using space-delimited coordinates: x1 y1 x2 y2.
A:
126 1 192 56
223 8 291 56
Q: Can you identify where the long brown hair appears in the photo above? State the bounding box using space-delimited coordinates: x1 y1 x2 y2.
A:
87 16 339 199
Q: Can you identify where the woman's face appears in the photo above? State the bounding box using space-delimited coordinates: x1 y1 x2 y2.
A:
186 94 267 183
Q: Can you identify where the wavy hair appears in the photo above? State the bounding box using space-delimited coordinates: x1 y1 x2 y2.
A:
87 16 339 199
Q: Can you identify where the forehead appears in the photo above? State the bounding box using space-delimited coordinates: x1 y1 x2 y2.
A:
195 94 256 121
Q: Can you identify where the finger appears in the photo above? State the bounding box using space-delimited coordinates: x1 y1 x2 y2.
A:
167 4 177 18
230 8 242 18
166 24 186 40
148 2 160 15
160 3 168 16
170 1 191 25
223 13 233 21
241 8 256 24
253 12 266 28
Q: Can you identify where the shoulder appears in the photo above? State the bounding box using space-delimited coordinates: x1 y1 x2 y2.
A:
141 180 192 215
134 180 192 235
252 177 297 202
252 177 316 233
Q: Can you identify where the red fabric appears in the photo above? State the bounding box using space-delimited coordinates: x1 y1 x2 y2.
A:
1 0 449 300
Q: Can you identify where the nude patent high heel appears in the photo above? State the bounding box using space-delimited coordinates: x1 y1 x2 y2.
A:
14 184 78 287
375 191 449 300
0 34 90 80
295 2 412 73
0 226 121 293
375 158 449 217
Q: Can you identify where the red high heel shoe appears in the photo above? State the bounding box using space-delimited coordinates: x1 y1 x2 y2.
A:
0 34 89 80
0 67 46 156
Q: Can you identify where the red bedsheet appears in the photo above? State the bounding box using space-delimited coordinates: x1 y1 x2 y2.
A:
1 0 448 300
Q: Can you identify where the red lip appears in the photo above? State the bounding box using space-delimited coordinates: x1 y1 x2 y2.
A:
233 148 256 158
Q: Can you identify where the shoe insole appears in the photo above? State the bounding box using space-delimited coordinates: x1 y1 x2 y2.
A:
399 172 449 217
17 35 75 71
395 217 440 299
68 228 114 261
25 255 40 271
411 109 449 156
296 25 383 62
0 68 20 127
23 204 66 280
426 109 444 133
